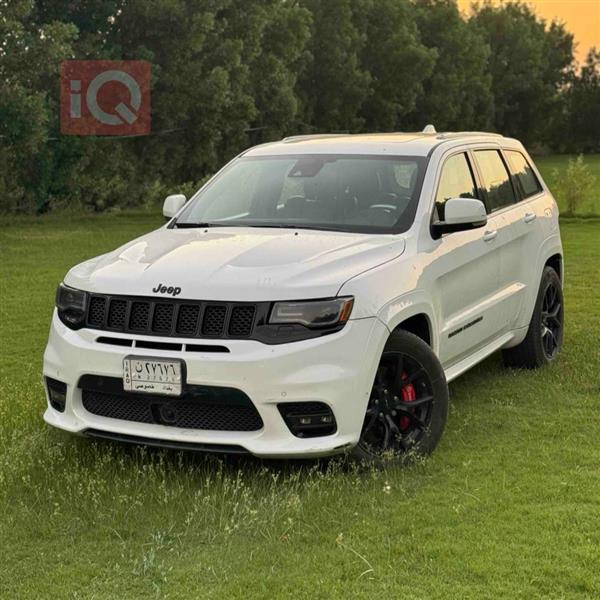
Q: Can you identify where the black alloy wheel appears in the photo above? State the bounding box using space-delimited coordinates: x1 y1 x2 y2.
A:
502 266 564 369
352 329 448 466
540 278 563 359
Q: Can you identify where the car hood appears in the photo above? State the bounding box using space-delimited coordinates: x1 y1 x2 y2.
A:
65 226 406 301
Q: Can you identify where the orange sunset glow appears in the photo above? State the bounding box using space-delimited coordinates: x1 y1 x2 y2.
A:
457 0 600 63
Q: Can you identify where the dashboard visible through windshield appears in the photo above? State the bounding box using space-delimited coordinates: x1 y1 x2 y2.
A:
175 154 427 234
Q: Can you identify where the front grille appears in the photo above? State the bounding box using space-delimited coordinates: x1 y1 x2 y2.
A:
80 381 263 432
85 293 261 340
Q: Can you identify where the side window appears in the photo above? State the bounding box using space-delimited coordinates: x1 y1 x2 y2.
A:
435 153 477 221
474 150 516 212
505 150 542 199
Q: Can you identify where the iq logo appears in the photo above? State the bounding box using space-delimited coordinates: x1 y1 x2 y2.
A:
60 61 150 135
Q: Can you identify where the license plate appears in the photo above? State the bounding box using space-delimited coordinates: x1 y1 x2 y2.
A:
123 356 183 396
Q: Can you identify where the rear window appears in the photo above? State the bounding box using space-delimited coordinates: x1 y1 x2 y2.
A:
474 150 516 212
505 151 542 199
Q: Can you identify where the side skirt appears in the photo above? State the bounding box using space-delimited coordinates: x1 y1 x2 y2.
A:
443 332 515 383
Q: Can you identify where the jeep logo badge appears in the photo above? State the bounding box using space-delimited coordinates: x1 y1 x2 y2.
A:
152 283 181 297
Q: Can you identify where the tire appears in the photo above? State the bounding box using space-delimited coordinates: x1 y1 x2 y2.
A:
502 266 564 369
351 329 448 467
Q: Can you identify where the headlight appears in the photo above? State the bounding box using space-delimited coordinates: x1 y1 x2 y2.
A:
269 297 354 328
56 283 88 329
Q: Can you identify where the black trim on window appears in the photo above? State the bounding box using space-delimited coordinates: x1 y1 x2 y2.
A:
471 148 518 213
503 149 543 201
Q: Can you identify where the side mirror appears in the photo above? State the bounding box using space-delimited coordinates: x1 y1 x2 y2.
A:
431 197 487 239
162 194 186 219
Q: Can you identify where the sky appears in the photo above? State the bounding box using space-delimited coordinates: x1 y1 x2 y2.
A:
457 0 600 64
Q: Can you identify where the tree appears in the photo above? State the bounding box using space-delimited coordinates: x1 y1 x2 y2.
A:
356 0 436 131
0 0 78 211
242 0 312 142
470 1 574 144
296 0 372 132
563 49 600 153
405 0 493 131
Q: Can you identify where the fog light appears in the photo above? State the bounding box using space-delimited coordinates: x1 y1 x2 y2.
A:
277 402 337 438
45 377 67 412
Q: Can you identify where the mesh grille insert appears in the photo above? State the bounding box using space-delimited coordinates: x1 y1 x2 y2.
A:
176 304 200 335
229 305 256 337
88 296 106 327
202 305 227 336
152 303 174 333
129 302 150 330
108 299 127 329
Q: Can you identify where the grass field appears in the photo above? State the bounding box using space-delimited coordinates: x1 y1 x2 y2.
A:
535 154 600 215
1 212 600 598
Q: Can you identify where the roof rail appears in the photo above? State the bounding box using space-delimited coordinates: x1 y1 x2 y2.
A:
436 131 504 140
281 133 350 143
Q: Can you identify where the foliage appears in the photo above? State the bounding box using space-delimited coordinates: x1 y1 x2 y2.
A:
1 215 600 597
470 0 574 146
536 154 600 216
0 0 596 214
560 49 600 153
405 0 493 131
550 155 598 216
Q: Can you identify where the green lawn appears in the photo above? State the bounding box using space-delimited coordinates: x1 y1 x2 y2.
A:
535 153 600 215
1 213 599 599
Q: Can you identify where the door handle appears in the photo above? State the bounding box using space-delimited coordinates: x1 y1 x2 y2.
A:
524 212 536 223
483 230 498 242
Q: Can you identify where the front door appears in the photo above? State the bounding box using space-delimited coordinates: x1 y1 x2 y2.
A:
427 152 504 368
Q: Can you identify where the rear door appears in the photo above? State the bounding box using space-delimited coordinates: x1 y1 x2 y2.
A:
503 149 549 326
430 151 504 367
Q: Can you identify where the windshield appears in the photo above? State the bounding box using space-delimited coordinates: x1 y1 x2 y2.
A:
175 154 427 233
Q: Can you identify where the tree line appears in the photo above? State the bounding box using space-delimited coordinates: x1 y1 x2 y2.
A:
1 0 598 213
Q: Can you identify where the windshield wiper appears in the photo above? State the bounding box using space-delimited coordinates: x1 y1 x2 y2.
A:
246 224 342 232
174 221 227 228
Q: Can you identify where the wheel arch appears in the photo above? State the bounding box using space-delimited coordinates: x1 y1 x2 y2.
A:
515 239 563 331
378 291 439 355
545 252 563 282
391 313 432 347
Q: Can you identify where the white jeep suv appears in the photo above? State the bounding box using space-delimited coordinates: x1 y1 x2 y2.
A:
44 130 564 464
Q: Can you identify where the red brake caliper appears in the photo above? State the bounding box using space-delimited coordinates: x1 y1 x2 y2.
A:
399 372 416 431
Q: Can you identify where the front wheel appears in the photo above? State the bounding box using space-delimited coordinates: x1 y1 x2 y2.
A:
351 330 448 467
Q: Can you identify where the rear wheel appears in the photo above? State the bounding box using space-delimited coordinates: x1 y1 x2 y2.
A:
352 330 448 467
502 266 564 369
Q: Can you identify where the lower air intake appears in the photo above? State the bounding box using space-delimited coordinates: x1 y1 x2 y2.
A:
80 377 263 432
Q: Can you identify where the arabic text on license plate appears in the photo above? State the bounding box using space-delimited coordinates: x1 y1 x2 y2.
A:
123 357 183 396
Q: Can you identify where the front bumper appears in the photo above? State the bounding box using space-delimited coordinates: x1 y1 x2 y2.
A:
43 311 388 458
